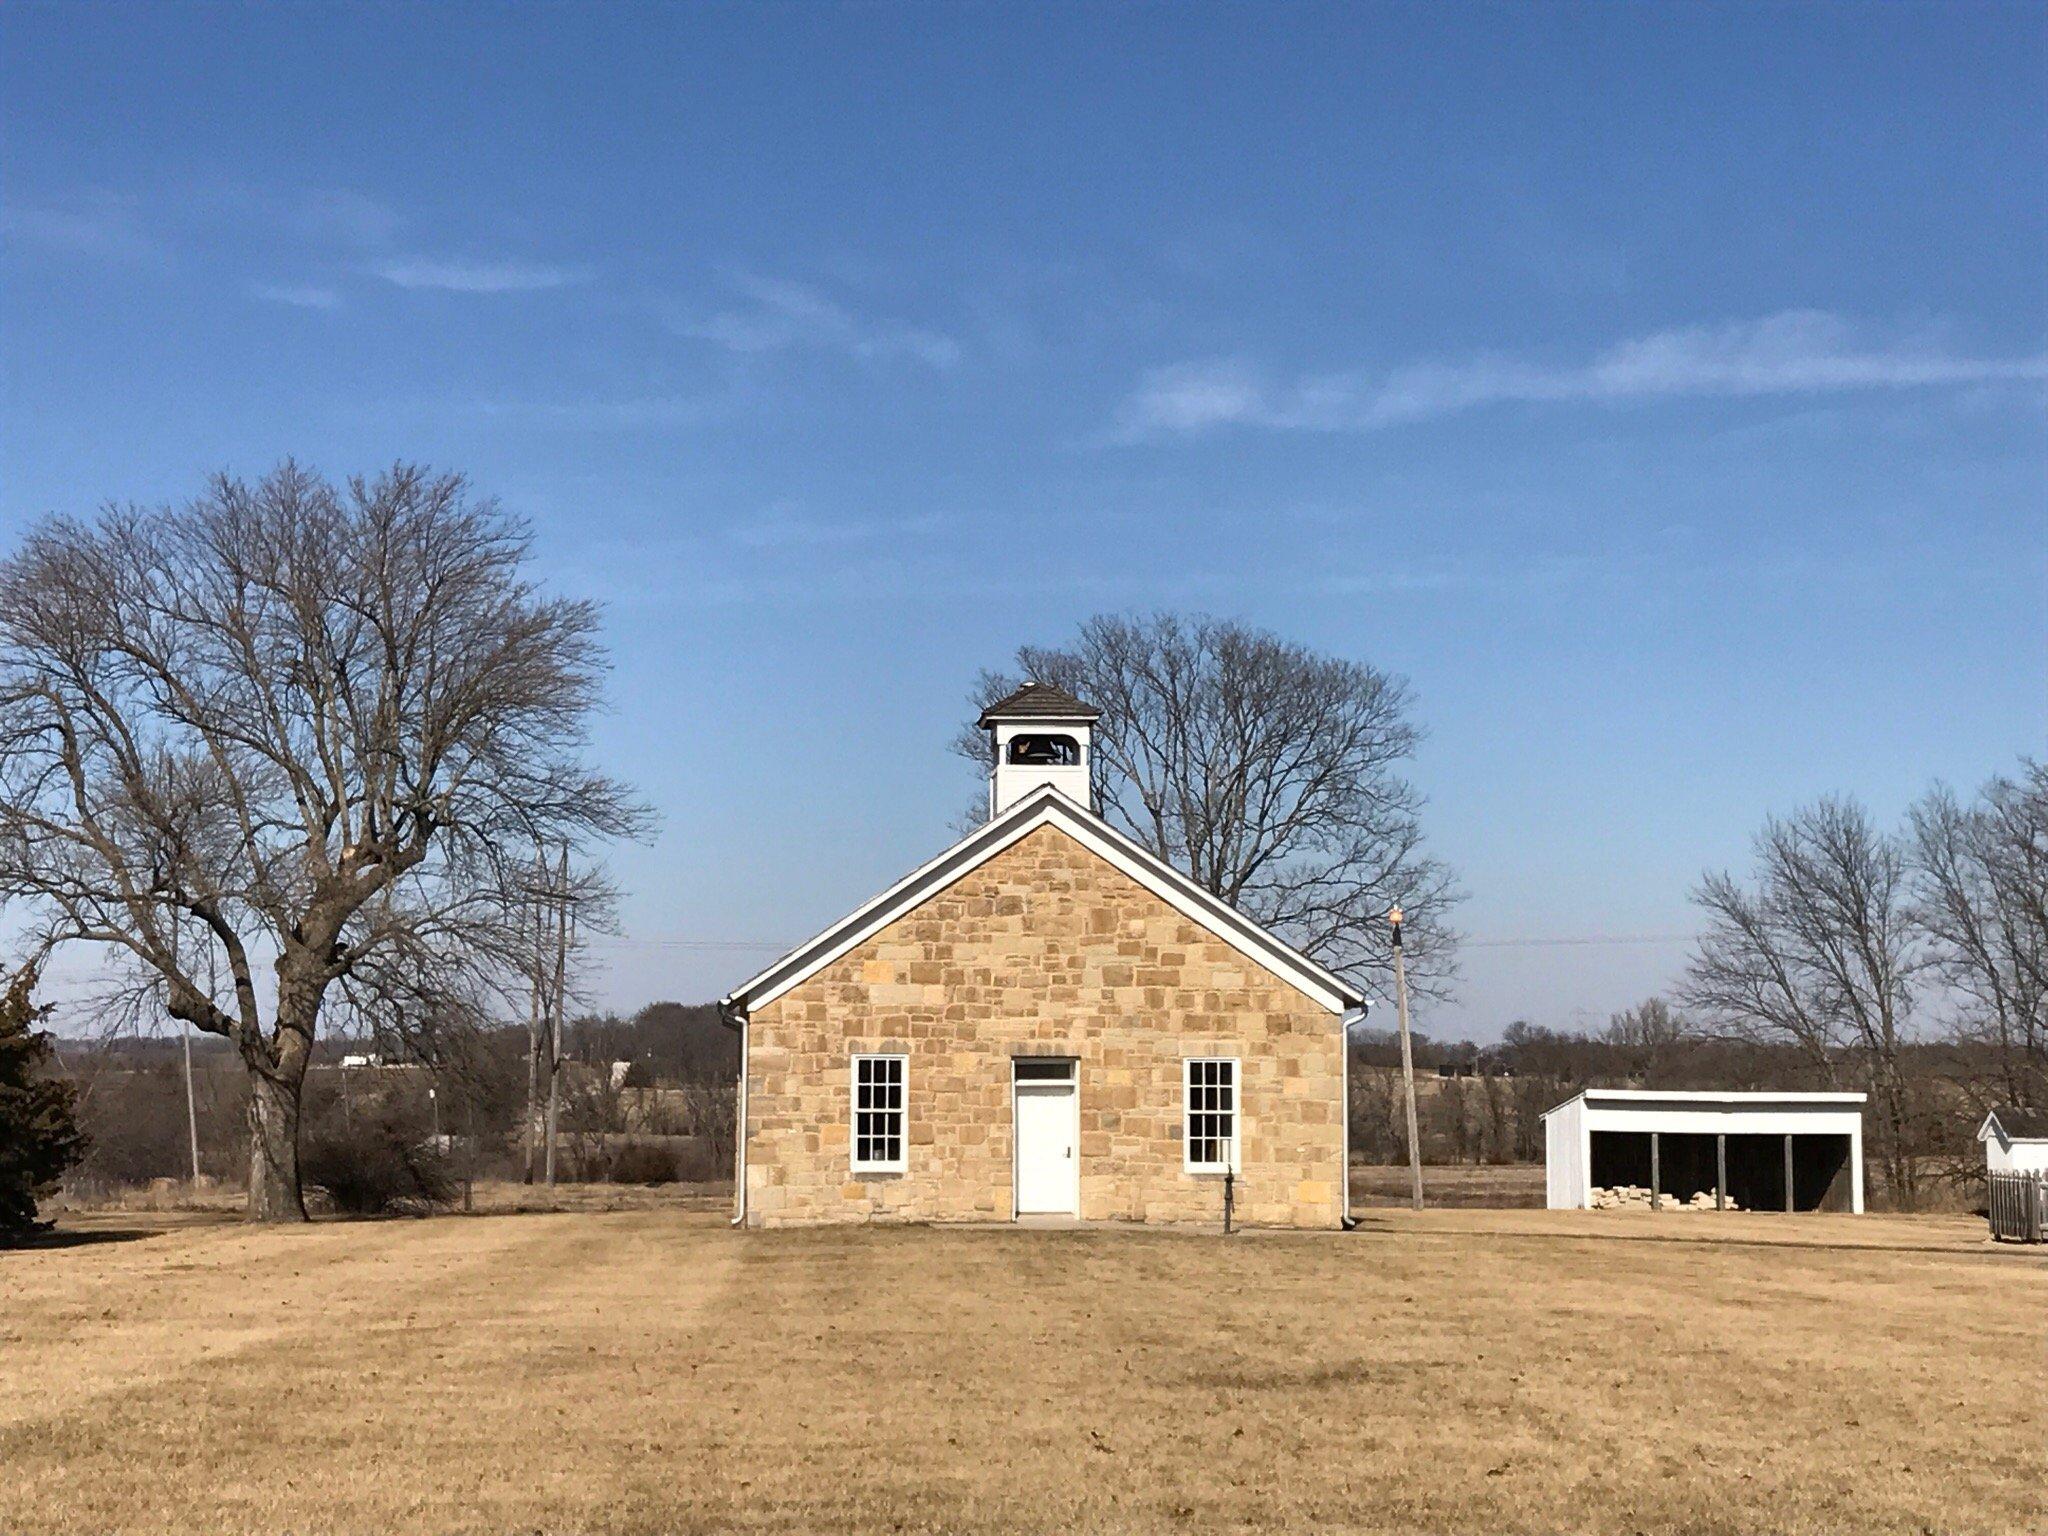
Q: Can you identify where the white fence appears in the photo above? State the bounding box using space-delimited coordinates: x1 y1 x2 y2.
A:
1987 1170 2048 1243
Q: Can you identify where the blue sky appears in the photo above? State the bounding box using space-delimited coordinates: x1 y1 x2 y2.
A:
4 3 2044 1039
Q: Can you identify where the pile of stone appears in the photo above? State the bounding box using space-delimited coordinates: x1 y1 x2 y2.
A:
1590 1184 1677 1210
1589 1185 1740 1211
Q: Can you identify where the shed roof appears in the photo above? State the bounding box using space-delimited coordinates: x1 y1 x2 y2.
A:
977 681 1100 726
1540 1088 1868 1120
1979 1105 2048 1143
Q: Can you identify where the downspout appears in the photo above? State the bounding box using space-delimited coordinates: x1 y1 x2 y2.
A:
719 996 748 1227
1339 1001 1371 1230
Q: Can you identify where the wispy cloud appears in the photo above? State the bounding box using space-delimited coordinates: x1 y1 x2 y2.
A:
592 557 1242 611
372 256 588 293
466 395 712 429
1115 312 2048 438
321 388 731 435
2 194 158 262
251 282 341 310
290 189 401 250
728 508 952 550
1119 362 1271 435
673 275 959 368
1316 554 1599 598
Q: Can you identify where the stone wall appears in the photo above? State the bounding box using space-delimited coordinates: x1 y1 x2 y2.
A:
743 825 1345 1228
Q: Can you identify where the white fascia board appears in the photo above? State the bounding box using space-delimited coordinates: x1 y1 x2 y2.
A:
1542 1088 1869 1121
1581 1105 1866 1137
722 785 1364 1016
1579 1090 1868 1105
1973 1112 2048 1148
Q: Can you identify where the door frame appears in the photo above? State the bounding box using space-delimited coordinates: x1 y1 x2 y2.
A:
1010 1057 1080 1220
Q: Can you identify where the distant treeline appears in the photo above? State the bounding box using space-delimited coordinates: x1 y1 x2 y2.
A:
55 1001 738 1196
54 995 2012 1206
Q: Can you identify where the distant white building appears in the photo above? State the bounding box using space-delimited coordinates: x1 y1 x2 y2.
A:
1977 1107 2048 1175
1541 1089 1866 1213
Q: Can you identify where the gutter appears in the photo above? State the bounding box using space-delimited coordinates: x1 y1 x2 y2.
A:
718 996 748 1227
1339 1001 1372 1230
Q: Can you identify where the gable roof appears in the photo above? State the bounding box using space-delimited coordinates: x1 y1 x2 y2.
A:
977 681 1100 726
1978 1105 2048 1144
721 782 1367 1017
1540 1088 1868 1120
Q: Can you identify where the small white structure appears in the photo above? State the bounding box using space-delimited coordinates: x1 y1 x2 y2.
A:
1541 1090 1866 1214
982 685 1096 816
1977 1107 2048 1175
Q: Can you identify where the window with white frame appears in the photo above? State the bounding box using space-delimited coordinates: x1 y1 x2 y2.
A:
1184 1057 1238 1172
851 1054 907 1173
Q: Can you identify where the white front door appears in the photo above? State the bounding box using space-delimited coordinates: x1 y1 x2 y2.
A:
1014 1082 1079 1215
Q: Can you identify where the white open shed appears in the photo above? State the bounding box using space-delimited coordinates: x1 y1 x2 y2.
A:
1542 1090 1866 1214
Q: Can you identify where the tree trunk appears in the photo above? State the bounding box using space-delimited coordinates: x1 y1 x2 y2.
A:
246 1069 308 1222
1876 1057 1917 1213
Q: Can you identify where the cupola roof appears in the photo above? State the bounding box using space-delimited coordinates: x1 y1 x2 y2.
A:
976 681 1100 727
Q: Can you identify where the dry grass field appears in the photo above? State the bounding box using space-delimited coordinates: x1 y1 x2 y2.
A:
1350 1160 1549 1207
3 1195 2040 1535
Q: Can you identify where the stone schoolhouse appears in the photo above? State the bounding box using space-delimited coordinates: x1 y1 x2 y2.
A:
719 683 1369 1229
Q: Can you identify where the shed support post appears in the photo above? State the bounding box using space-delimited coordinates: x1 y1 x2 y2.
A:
1715 1133 1726 1211
1783 1133 1795 1213
1649 1131 1660 1214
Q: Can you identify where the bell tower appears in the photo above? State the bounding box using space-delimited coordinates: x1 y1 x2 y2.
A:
978 681 1099 816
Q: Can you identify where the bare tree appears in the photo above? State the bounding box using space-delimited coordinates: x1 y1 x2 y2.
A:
1679 798 1921 1207
1910 763 2048 1112
1347 1058 1409 1164
0 463 646 1220
957 613 1459 996
1603 997 1689 1084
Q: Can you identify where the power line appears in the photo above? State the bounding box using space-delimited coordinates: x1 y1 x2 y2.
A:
585 931 1704 954
583 937 790 952
1462 933 1700 950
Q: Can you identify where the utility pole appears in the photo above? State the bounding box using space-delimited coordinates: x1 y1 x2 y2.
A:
522 848 546 1184
181 1020 201 1184
171 919 201 1185
462 1087 477 1214
543 841 571 1189
1390 905 1424 1212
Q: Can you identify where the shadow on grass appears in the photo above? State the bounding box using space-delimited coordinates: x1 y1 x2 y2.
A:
3 1225 165 1253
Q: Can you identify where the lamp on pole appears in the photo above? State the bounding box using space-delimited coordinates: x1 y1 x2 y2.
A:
1390 905 1424 1212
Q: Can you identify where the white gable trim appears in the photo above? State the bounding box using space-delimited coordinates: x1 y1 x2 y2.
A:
1977 1111 2048 1149
722 785 1365 1016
